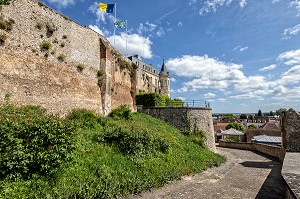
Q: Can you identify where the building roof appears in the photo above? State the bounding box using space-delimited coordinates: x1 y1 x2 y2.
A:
221 128 244 135
159 59 169 76
252 135 282 144
261 121 281 131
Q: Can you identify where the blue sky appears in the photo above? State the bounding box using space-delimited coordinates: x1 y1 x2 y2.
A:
43 0 300 113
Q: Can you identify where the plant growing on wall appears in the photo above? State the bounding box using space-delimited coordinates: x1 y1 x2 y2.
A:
57 54 66 62
35 22 43 30
0 33 7 44
0 18 15 31
76 64 85 72
97 69 104 87
0 0 11 5
40 40 51 51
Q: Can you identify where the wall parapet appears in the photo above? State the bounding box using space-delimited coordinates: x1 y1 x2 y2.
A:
218 140 283 159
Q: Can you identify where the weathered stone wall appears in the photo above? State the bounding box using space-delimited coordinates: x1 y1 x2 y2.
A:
0 0 134 115
246 129 281 143
138 107 216 151
281 109 300 152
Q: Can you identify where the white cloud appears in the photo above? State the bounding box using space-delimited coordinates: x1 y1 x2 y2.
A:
277 49 300 65
239 47 248 52
198 0 246 15
259 64 277 72
272 86 300 100
156 27 165 37
46 0 76 7
272 0 280 3
137 21 157 35
107 33 153 59
278 65 300 85
177 22 183 27
290 0 300 16
240 0 247 8
217 98 226 102
283 24 300 39
170 77 177 82
203 92 216 99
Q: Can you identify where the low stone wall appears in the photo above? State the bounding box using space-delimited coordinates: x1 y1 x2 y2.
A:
138 106 216 151
219 140 282 159
282 152 300 199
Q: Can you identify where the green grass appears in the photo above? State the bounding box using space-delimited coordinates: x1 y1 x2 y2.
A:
0 106 225 199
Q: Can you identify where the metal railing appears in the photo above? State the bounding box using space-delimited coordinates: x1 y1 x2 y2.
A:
165 100 210 108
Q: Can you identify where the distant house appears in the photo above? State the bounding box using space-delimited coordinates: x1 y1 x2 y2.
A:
260 121 281 131
221 128 245 140
252 135 282 145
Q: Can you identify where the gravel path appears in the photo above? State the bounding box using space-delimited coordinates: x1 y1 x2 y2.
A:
124 146 285 199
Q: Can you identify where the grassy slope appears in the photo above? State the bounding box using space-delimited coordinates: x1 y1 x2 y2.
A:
1 112 225 199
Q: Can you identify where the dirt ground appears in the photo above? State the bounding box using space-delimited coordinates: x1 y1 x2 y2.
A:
124 146 285 199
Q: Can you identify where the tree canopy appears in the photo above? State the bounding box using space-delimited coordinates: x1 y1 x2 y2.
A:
257 109 262 116
226 122 244 132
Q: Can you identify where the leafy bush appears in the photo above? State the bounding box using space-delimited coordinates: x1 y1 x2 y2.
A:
98 125 169 156
66 109 100 129
136 92 165 107
0 17 14 31
76 64 85 72
40 41 51 51
226 122 244 132
0 0 11 5
108 104 131 120
57 54 66 62
0 104 76 180
35 22 43 30
0 33 7 43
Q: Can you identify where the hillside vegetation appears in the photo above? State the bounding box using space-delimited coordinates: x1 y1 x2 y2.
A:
0 104 225 199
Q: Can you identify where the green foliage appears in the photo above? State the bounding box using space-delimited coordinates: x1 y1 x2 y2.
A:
76 64 85 72
4 92 11 102
0 33 7 43
0 0 11 5
107 104 131 120
40 40 51 51
0 17 14 31
0 106 225 198
57 54 66 62
136 92 166 107
226 122 244 132
66 109 100 129
257 109 262 116
0 104 76 180
37 1 45 6
276 108 287 116
247 124 257 129
97 69 104 87
35 22 43 30
97 125 169 156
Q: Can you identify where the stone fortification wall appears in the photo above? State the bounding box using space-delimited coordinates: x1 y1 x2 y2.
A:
246 129 281 143
0 0 134 115
219 140 283 159
138 107 216 151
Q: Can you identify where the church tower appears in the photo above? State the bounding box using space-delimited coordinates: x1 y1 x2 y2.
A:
159 60 170 97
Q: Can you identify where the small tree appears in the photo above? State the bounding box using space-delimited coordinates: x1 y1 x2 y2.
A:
226 122 244 132
270 111 274 116
257 109 262 116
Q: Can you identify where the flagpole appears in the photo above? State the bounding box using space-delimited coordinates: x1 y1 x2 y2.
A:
126 19 128 57
114 2 116 45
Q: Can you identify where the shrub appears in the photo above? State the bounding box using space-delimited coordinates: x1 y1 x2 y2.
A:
136 92 166 107
0 18 14 31
57 54 66 62
97 70 104 87
226 122 244 132
40 41 51 51
0 19 7 30
66 109 100 129
0 0 11 5
37 1 45 6
0 33 7 43
76 64 85 72
108 105 131 120
0 104 76 180
98 125 169 156
62 35 67 39
35 22 43 30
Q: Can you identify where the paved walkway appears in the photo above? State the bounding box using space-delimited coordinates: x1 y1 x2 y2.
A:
125 147 285 199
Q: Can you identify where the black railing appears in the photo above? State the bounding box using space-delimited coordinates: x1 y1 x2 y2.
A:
165 100 210 108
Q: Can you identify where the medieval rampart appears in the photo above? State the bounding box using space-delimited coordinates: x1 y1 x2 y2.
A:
0 0 134 115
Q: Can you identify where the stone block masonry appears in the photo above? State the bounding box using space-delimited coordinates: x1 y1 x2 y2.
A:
0 0 134 115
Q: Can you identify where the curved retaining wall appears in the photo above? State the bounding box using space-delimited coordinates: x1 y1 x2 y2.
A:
137 106 216 151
